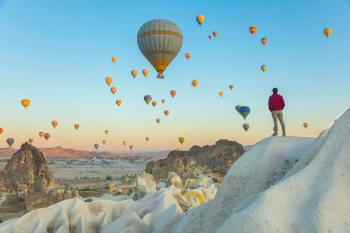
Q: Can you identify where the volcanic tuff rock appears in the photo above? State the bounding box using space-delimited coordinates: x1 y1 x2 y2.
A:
145 139 245 182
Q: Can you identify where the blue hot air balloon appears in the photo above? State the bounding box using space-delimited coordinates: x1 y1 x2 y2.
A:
237 106 250 120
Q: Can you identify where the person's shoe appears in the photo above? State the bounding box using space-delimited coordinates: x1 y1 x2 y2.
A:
271 133 277 136
282 133 286 136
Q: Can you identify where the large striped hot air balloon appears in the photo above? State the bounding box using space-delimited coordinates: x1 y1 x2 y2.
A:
137 19 183 79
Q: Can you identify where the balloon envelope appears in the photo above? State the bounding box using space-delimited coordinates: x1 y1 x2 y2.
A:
105 76 113 86
21 99 31 109
178 137 185 144
142 69 150 77
44 133 50 140
116 99 123 106
52 120 58 128
94 144 99 150
170 90 176 97
249 26 257 35
324 27 333 38
196 15 205 25
6 138 14 147
111 56 117 63
238 106 250 119
0 128 3 135
74 124 80 130
131 70 138 78
144 95 152 104
243 123 250 132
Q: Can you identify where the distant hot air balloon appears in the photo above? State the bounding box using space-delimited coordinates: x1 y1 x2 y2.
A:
249 26 257 35
191 80 199 87
21 99 31 109
208 35 213 40
122 141 127 146
39 132 44 137
164 110 170 116
152 101 157 107
102 139 106 145
219 91 224 97
94 144 99 150
144 95 152 105
243 123 250 132
196 15 205 25
324 27 333 38
261 65 267 72
52 120 58 128
6 138 14 147
129 145 134 150
44 133 50 141
303 122 309 129
116 99 123 107
74 124 80 130
0 128 3 135
229 85 234 90
213 31 218 37
237 106 250 120
28 138 33 144
261 37 268 45
131 69 138 78
178 137 185 144
161 99 166 104
105 76 113 86
137 19 183 78
142 69 150 77
111 87 117 95
111 56 118 63
170 90 176 98
105 130 109 135
145 137 149 142
156 118 161 124
185 53 191 60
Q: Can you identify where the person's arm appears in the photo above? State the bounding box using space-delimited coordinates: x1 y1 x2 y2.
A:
268 96 272 111
281 96 285 109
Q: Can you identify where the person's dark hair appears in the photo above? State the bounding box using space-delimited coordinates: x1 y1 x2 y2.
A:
272 88 278 94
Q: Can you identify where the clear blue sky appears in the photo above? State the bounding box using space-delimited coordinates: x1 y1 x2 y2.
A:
0 0 349 150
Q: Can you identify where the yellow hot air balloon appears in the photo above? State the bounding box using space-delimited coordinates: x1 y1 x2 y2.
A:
191 80 199 87
196 15 205 25
219 91 224 97
105 76 113 86
152 101 157 107
324 27 333 38
137 19 183 78
21 99 31 109
261 65 267 72
52 120 58 128
131 69 138 78
142 69 150 77
185 53 191 60
178 137 185 144
116 99 123 107
111 56 118 63
249 26 257 35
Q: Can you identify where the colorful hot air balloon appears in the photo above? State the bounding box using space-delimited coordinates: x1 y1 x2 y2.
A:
145 137 149 142
178 137 185 144
137 19 183 78
21 99 31 109
28 138 34 144
303 122 309 129
6 138 14 147
152 101 157 107
0 128 3 135
164 110 170 116
238 106 250 120
219 91 224 97
111 87 117 95
261 37 268 45
105 130 109 135
261 65 267 72
105 76 113 86
52 120 58 128
229 85 234 90
196 15 205 25
74 124 80 130
185 53 191 60
116 99 123 107
102 139 106 145
156 118 161 124
324 27 333 38
170 90 176 98
208 35 213 40
213 31 218 37
161 99 166 104
142 69 150 77
249 26 257 35
144 95 152 105
122 141 127 146
94 144 99 150
111 56 118 63
44 133 50 141
131 69 138 78
191 80 199 87
39 131 44 137
243 123 250 132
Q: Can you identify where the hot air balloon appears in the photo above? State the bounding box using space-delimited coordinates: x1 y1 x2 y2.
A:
209 35 213 40
261 37 268 45
156 118 161 124
170 90 176 98
142 69 150 77
229 85 234 90
164 110 170 116
213 31 218 37
303 122 309 129
324 27 333 38
94 144 99 150
105 76 113 86
102 139 106 145
52 120 58 128
161 99 166 104
243 123 250 132
105 130 109 135
21 99 31 109
249 26 257 35
39 132 44 137
178 137 185 144
129 145 134 150
137 19 183 78
6 138 14 147
219 91 224 97
0 128 3 135
196 15 205 25
144 95 152 105
131 69 138 78
116 99 123 107
122 141 127 146
261 65 267 72
111 87 117 95
238 106 250 120
152 101 157 107
44 133 50 141
111 56 118 63
145 137 149 142
28 138 33 144
74 124 80 130
191 80 199 87
185 53 191 60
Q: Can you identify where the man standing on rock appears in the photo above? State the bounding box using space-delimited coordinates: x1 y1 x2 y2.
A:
268 88 286 136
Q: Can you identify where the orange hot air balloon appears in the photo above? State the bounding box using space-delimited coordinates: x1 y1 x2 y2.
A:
164 110 170 116
156 118 161 124
105 76 113 86
145 137 149 142
28 138 34 144
122 141 127 146
51 120 58 128
131 69 138 78
303 123 309 129
142 69 150 77
152 101 157 107
261 37 268 45
0 128 3 135
116 99 123 107
213 31 218 37
249 26 257 35
39 132 44 137
161 99 166 104
196 15 205 25
219 91 224 97
208 35 213 40
111 56 118 63
261 65 267 72
111 87 117 95
191 80 199 87
21 99 31 109
324 27 333 38
170 90 176 98
74 124 80 130
44 133 50 141
185 53 191 60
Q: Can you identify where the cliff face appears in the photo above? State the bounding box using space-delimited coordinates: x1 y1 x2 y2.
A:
145 139 245 182
0 143 56 193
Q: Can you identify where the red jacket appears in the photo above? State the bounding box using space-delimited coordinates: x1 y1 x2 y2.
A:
268 93 285 111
